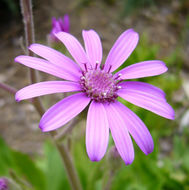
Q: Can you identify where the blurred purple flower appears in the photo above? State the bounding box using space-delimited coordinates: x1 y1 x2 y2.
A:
15 29 174 164
0 178 8 190
50 14 70 41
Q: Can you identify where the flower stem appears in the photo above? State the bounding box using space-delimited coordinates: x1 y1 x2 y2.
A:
20 0 46 118
19 1 83 190
55 118 79 141
20 0 36 81
0 82 17 95
53 136 83 190
104 170 114 190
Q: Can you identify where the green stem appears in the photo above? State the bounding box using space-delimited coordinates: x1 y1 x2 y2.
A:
52 135 83 190
19 1 83 190
104 169 114 190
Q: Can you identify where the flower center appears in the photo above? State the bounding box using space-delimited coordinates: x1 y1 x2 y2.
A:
80 68 121 102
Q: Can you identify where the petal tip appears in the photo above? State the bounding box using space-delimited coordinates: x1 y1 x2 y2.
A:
87 151 103 162
128 28 139 37
167 106 175 120
89 156 101 162
15 97 20 102
124 158 134 165
15 93 21 102
14 56 20 63
169 114 175 120
39 123 47 132
144 147 154 155
82 29 87 33
162 62 168 71
123 154 134 165
156 61 168 73
14 55 26 63
82 29 95 33
127 28 135 33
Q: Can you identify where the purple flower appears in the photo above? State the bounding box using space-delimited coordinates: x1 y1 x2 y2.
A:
15 29 174 164
0 178 8 190
50 14 70 41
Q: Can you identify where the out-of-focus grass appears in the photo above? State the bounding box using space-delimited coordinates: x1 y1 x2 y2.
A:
75 0 155 14
122 0 155 16
0 34 186 190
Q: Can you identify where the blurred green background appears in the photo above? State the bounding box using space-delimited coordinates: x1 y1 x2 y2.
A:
0 0 189 189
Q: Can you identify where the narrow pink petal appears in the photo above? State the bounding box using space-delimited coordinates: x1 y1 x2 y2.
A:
29 44 81 76
104 102 134 165
112 101 154 155
86 101 109 161
15 56 80 81
118 86 175 120
117 60 168 79
54 21 62 31
104 29 139 73
58 18 64 30
120 81 166 100
55 32 89 69
39 93 90 132
82 30 102 68
52 17 57 27
63 14 70 32
15 81 81 101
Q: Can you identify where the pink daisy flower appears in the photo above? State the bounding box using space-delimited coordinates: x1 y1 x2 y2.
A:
50 14 70 41
15 29 174 164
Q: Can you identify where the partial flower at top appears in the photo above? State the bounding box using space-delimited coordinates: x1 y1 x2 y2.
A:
0 178 8 190
49 14 69 42
15 29 175 165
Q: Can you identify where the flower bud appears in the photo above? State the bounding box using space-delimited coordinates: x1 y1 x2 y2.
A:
49 14 70 42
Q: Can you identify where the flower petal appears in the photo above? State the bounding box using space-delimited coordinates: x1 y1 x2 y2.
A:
39 93 90 132
15 56 81 81
15 81 81 101
63 14 69 32
52 17 57 27
29 44 81 78
118 84 175 120
104 102 134 165
120 81 166 100
112 101 154 155
104 29 139 73
82 30 102 68
117 60 168 79
86 101 109 161
55 32 89 70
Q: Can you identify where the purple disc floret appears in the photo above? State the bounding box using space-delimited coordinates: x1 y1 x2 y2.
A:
15 28 175 165
80 67 121 102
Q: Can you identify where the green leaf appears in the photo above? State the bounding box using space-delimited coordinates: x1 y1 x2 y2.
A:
11 150 46 190
0 137 46 190
41 141 70 190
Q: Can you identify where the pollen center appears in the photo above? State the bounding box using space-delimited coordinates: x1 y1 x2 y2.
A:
80 69 121 102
